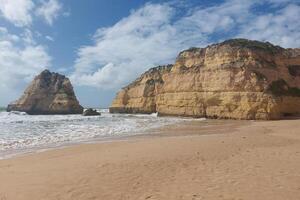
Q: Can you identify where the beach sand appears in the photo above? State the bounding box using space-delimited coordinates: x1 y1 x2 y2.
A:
0 119 300 200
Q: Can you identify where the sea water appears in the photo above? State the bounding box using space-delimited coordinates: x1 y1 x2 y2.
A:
0 109 195 158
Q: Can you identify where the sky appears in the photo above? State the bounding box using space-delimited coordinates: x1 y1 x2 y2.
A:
0 0 299 108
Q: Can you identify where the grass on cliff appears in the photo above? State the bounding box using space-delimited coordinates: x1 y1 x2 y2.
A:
184 47 200 52
221 39 283 54
288 65 300 76
268 79 300 97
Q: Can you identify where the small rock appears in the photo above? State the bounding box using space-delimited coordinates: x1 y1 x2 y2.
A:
83 108 101 116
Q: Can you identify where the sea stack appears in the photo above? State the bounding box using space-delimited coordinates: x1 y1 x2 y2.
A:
82 108 101 116
7 70 83 115
110 39 300 120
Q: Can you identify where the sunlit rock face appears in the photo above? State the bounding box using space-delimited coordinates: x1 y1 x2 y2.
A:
7 70 83 115
110 39 300 120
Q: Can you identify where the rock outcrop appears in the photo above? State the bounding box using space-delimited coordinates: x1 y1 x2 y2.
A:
110 39 300 120
83 108 101 116
7 70 83 115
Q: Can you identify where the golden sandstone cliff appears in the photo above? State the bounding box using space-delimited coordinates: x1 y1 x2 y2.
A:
7 70 83 115
110 39 300 120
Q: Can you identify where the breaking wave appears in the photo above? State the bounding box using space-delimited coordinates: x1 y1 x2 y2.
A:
0 109 200 157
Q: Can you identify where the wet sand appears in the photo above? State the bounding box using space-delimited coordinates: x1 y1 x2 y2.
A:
0 119 300 200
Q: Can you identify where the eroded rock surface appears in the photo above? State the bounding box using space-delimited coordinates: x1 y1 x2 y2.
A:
7 70 83 115
110 39 300 120
83 108 101 116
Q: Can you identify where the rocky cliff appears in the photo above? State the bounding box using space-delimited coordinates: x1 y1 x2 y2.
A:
7 70 83 115
110 39 300 120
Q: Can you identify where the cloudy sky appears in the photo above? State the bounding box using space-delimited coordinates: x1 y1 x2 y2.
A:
0 0 299 107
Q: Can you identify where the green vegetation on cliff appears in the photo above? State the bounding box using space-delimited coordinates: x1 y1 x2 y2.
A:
268 79 300 97
221 38 283 54
288 65 300 76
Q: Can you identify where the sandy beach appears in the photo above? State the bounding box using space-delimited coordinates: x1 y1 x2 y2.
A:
0 119 300 200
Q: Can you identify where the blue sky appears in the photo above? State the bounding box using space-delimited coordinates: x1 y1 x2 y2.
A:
0 0 299 108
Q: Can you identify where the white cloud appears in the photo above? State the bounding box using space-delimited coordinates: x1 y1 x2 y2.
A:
45 35 54 41
21 29 36 45
35 0 62 25
72 0 300 90
0 0 63 105
71 3 207 89
0 0 34 27
0 27 51 105
238 3 300 47
62 10 70 17
0 27 20 42
0 0 64 27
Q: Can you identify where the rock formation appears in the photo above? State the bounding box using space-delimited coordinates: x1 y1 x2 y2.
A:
83 108 101 116
110 39 300 120
7 70 83 115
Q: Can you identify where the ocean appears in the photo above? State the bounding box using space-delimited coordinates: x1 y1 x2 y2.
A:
0 109 196 158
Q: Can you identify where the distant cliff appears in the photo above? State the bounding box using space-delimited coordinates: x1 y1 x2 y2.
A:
7 70 83 115
110 39 300 120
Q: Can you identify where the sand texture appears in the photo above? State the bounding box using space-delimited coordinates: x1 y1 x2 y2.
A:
0 119 300 200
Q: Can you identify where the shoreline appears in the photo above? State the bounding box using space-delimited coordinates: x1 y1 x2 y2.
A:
0 118 240 160
0 119 299 199
0 112 200 160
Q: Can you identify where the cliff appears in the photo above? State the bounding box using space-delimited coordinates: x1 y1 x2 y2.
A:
7 70 83 115
110 39 300 120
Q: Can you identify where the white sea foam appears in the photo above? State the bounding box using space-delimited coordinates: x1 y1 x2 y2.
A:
0 110 199 157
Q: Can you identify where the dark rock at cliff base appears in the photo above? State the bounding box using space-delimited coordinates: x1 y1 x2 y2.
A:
82 108 101 116
110 38 300 120
7 69 83 115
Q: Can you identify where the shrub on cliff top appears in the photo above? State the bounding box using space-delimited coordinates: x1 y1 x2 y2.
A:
221 39 283 54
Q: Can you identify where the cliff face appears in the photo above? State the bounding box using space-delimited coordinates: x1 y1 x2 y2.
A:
110 39 300 120
7 70 83 115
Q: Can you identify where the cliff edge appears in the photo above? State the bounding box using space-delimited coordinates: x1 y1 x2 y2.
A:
110 39 300 120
